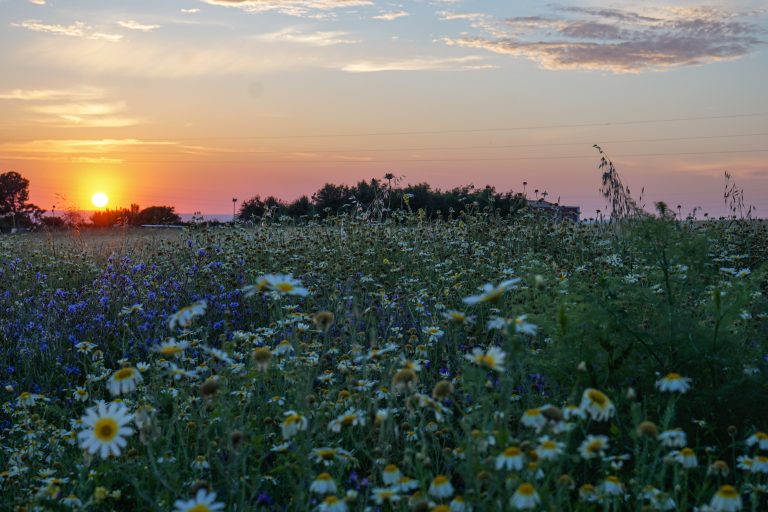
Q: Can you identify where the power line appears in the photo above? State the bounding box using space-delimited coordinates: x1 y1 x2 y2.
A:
9 147 762 165
3 112 767 142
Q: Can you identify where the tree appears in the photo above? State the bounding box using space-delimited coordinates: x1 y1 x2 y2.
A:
0 171 44 231
134 206 181 225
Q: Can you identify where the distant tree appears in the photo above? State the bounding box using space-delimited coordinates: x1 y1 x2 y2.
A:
0 171 44 231
91 208 131 227
134 206 181 225
40 216 66 229
286 195 313 217
312 183 352 215
238 195 286 221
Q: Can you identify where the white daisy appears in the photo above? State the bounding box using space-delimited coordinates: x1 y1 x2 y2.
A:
77 401 134 459
173 489 225 512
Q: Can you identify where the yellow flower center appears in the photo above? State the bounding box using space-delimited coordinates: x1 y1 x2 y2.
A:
479 354 496 367
717 485 738 498
113 368 135 381
276 282 294 293
187 505 210 512
517 483 535 496
504 446 521 457
317 473 332 481
542 441 556 449
433 475 449 485
319 450 336 459
384 464 398 473
587 440 604 452
588 389 608 406
94 418 118 442
19 392 31 400
681 448 695 456
160 346 183 356
324 496 339 504
341 415 356 426
664 372 682 380
525 408 541 416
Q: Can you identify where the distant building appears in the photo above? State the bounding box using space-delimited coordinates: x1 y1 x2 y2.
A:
526 199 581 221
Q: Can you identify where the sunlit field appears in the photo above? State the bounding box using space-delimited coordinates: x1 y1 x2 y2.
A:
1 211 767 511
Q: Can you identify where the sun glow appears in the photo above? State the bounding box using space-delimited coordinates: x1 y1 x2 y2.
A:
92 192 109 208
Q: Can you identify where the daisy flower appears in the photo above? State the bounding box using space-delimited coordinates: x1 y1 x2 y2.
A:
536 436 565 460
173 489 225 512
317 496 347 512
442 310 475 325
261 274 309 297
382 464 402 485
520 408 547 430
495 446 525 471
310 473 337 495
282 410 308 439
655 373 692 393
514 315 538 335
600 475 624 496
672 447 698 468
107 366 143 396
72 387 89 402
463 278 520 305
464 346 506 372
578 435 609 460
77 401 134 459
709 485 742 512
328 408 366 432
659 429 687 448
153 339 189 358
429 475 454 499
167 300 207 330
371 487 400 505
579 388 615 421
510 483 540 510
746 432 768 450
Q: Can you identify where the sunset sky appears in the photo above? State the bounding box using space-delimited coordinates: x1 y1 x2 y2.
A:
2 0 767 217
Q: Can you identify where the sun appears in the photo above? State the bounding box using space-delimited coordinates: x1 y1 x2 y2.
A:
92 192 109 208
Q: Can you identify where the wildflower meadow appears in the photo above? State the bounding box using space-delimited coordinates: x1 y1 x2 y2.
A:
1 208 767 511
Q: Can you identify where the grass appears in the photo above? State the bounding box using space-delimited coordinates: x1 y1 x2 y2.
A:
0 210 766 511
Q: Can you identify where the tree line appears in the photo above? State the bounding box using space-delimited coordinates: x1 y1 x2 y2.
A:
238 177 530 221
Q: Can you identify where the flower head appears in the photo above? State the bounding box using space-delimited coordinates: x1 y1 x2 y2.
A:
463 278 520 305
173 489 225 512
655 372 692 393
77 401 133 459
465 346 506 372
107 366 143 396
510 483 540 510
579 388 615 421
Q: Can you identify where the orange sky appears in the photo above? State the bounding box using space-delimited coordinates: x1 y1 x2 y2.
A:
2 0 767 217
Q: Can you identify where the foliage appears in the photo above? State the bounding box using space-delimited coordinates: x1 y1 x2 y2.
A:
0 208 766 510
0 171 44 231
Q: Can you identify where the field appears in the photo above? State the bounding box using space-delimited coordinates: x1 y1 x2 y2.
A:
1 213 767 511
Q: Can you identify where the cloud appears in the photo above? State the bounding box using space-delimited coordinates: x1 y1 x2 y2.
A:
21 37 327 77
443 6 765 73
258 28 358 46
372 10 409 21
12 20 123 42
117 20 161 32
28 0 46 5
0 87 104 101
27 101 139 127
181 8 200 13
200 0 373 18
342 55 495 72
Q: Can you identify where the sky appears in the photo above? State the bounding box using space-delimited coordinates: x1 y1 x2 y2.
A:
1 0 767 218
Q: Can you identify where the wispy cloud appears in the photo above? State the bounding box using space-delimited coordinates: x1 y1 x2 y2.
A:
181 8 200 14
258 27 358 46
372 10 409 21
201 0 373 18
28 101 139 127
117 20 161 32
0 87 104 101
28 0 46 5
443 6 765 73
12 20 123 42
342 55 495 73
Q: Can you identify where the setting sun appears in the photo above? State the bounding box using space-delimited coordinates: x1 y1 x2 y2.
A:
92 192 109 208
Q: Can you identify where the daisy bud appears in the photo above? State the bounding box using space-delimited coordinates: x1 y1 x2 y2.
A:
636 421 659 438
577 361 587 372
199 377 220 398
432 380 454 400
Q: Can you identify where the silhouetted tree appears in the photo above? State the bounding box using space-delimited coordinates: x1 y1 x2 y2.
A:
135 206 181 225
0 171 44 231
